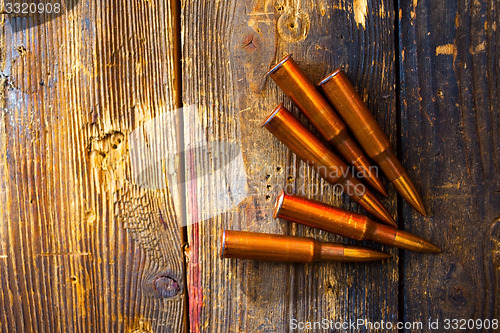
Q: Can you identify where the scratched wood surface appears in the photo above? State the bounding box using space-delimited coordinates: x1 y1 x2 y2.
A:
0 1 186 332
398 0 500 327
1 0 498 332
182 0 400 332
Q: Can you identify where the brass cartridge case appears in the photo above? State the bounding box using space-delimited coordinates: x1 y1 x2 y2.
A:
274 192 440 253
318 69 426 215
221 230 391 262
262 103 396 227
267 55 387 196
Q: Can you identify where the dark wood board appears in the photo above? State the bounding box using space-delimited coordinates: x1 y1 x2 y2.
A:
398 0 499 330
0 0 498 331
182 0 399 331
0 1 186 332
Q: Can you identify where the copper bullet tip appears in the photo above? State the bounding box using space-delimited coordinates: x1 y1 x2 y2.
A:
357 190 397 227
392 173 427 216
351 156 388 197
394 230 440 253
372 179 389 197
266 54 293 76
379 185 389 197
343 246 392 262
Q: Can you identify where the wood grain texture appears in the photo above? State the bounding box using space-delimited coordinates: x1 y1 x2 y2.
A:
1 0 497 331
398 0 499 328
182 0 400 331
0 1 186 332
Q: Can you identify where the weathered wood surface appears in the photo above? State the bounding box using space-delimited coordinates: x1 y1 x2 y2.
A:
0 0 498 332
399 0 499 327
182 0 399 331
0 1 186 332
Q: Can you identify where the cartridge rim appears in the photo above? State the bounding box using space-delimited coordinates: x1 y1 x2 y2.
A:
261 103 285 128
273 190 285 219
220 230 227 259
317 68 342 86
266 54 293 76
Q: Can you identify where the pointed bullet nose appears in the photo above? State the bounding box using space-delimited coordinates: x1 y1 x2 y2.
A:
428 244 442 253
358 191 397 227
339 142 388 197
392 173 426 216
343 246 392 262
377 183 389 197
357 159 388 197
394 230 441 253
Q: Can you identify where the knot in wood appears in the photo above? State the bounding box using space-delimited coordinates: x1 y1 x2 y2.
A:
153 276 180 298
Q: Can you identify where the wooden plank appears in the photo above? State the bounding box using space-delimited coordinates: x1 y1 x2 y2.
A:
182 0 400 331
0 1 185 332
399 0 499 328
